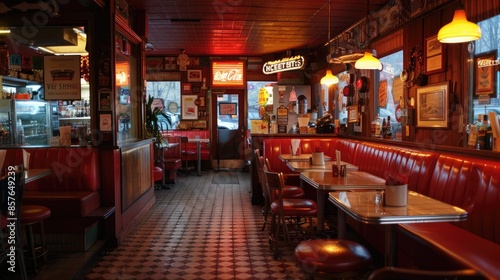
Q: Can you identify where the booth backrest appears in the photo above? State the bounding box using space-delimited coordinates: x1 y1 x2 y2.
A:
426 154 500 244
163 130 210 150
3 147 100 192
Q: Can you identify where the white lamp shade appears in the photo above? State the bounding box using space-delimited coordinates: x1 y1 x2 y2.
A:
355 51 382 70
438 9 481 43
321 70 339 86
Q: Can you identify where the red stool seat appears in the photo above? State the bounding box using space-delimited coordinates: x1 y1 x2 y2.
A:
153 166 163 181
271 198 318 216
295 239 372 277
20 205 51 224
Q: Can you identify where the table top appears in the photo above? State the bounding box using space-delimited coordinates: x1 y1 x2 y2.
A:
25 169 52 184
278 153 332 162
300 171 385 191
188 138 210 143
287 161 358 172
328 191 467 224
158 142 180 149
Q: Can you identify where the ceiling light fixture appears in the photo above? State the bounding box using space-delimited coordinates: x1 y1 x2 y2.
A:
321 0 339 86
321 69 340 86
355 0 382 70
437 2 481 43
355 50 382 70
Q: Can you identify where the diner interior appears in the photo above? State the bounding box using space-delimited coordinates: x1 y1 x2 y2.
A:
0 0 499 279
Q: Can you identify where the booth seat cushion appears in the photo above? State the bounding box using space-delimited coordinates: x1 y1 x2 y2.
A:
23 190 101 218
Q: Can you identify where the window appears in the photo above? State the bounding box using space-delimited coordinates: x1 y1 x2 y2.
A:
247 81 273 129
376 50 404 140
471 14 500 124
146 81 181 129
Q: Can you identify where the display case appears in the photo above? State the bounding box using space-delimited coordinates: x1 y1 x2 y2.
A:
0 99 52 146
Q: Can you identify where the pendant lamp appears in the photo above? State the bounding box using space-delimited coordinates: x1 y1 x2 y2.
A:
321 0 339 86
321 69 339 86
355 50 382 70
354 1 382 71
437 2 481 43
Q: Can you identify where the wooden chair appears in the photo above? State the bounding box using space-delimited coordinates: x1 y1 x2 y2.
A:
264 169 317 259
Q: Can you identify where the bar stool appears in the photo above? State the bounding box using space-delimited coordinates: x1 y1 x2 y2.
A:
259 157 305 232
264 169 317 259
20 204 51 273
295 239 372 279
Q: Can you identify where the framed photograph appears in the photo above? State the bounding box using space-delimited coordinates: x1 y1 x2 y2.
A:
187 69 202 82
416 81 450 128
425 35 445 74
181 95 198 120
192 85 201 93
219 103 237 115
474 50 497 96
347 105 359 123
182 83 192 94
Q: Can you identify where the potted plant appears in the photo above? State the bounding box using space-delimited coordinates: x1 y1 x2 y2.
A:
145 96 172 144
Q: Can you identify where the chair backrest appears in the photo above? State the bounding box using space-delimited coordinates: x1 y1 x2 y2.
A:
254 149 260 159
263 169 285 213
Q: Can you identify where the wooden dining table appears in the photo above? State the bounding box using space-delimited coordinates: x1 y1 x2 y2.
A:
300 171 386 232
25 169 52 184
278 153 332 162
286 160 358 173
328 191 467 266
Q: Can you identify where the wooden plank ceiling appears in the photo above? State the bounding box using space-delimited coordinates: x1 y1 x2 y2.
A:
128 0 389 57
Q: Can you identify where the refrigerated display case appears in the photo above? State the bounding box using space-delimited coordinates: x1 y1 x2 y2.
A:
0 100 14 145
0 99 52 146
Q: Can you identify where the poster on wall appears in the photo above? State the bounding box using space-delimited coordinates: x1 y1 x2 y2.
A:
44 55 81 100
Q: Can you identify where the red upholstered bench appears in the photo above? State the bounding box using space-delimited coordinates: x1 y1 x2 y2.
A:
3 147 102 251
162 130 211 161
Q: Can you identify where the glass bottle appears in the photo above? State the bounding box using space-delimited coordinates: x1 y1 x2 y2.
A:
476 114 486 150
385 116 392 139
371 114 382 138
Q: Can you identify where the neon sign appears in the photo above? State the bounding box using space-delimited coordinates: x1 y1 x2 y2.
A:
262 55 305 74
211 60 246 88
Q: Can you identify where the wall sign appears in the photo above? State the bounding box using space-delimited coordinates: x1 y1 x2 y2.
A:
211 60 246 88
262 55 305 74
44 55 81 100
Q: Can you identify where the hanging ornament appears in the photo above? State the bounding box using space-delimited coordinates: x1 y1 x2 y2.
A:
289 87 297 102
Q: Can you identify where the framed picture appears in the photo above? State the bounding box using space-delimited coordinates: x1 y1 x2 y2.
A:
219 103 237 115
192 85 201 93
195 96 205 107
181 95 198 120
474 50 497 96
182 83 192 94
187 69 202 82
416 81 450 128
425 35 445 74
347 105 359 123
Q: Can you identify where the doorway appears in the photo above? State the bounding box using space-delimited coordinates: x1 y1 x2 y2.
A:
211 90 246 170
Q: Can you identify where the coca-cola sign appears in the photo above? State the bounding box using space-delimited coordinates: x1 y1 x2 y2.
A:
211 60 246 88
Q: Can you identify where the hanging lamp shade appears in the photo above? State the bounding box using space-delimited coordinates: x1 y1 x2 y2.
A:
355 51 382 70
321 70 339 86
437 6 481 43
